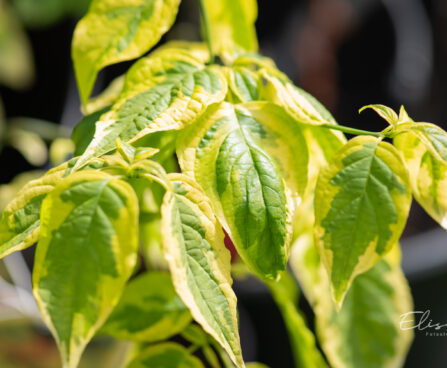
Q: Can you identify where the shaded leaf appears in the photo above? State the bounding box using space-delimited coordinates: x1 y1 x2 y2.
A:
291 234 413 368
126 342 204 368
101 271 191 342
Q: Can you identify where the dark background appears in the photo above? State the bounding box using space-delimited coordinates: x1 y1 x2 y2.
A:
1 0 447 367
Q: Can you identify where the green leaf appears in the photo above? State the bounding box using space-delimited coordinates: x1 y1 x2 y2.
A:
178 102 308 280
126 342 205 368
394 122 447 165
359 104 399 127
314 136 411 307
33 171 139 368
266 273 328 368
83 74 125 115
73 63 227 170
0 163 68 259
72 0 181 105
200 0 258 62
394 131 447 229
72 107 111 156
101 271 191 342
225 66 260 103
161 174 244 367
290 234 413 368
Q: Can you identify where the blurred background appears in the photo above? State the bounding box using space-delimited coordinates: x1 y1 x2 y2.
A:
0 0 447 366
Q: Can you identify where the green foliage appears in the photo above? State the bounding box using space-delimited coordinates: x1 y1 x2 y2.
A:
101 271 191 342
1 1 446 367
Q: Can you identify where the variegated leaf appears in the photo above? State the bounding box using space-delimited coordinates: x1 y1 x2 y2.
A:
178 102 308 279
291 234 413 368
200 0 258 62
101 271 191 342
72 0 181 105
161 174 244 367
33 171 139 368
394 131 447 229
74 64 227 170
314 136 411 306
0 162 69 259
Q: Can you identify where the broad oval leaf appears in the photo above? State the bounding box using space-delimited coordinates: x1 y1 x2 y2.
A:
177 102 308 279
126 342 205 368
314 136 411 306
72 0 181 105
161 174 244 367
74 65 227 170
0 163 68 259
201 0 258 62
101 271 191 342
394 132 447 229
291 235 413 368
33 171 139 368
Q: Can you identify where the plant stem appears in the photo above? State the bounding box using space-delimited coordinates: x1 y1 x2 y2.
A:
320 123 382 137
198 0 215 64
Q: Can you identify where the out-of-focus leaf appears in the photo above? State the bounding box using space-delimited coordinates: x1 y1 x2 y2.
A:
0 0 34 89
125 342 205 368
101 271 191 342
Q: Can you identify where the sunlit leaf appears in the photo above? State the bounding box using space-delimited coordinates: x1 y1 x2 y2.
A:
72 0 181 104
394 131 447 229
200 0 258 62
33 171 139 368
0 163 68 259
74 63 226 170
161 174 244 367
178 102 308 279
314 136 411 306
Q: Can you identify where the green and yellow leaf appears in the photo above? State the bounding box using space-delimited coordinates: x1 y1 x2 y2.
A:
178 102 308 279
394 132 447 229
33 171 139 368
101 271 191 342
291 234 413 368
258 69 337 126
0 163 68 259
74 63 227 170
395 122 447 165
314 136 411 306
72 0 181 105
224 66 260 103
161 174 243 367
359 104 399 127
126 342 204 368
200 0 258 62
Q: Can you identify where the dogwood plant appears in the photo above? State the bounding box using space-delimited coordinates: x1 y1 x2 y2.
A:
1 0 446 367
